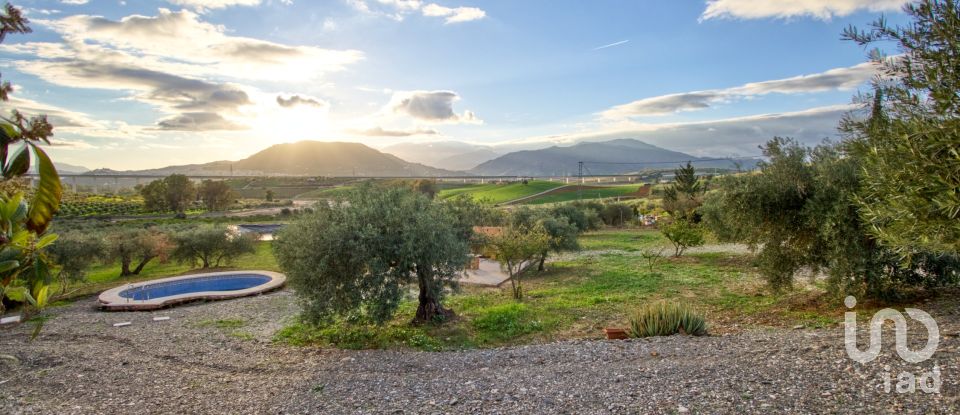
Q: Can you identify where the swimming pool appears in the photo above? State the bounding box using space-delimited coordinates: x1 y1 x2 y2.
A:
99 270 285 311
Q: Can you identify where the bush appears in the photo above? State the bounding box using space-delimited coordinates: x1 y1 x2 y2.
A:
171 227 256 268
599 203 634 227
659 219 704 257
628 301 707 337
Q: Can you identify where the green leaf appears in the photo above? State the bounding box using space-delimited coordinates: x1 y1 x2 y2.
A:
0 259 19 274
35 233 58 249
3 145 29 179
25 145 61 234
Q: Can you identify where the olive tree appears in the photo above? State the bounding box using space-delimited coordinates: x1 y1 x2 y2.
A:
841 0 960 255
198 180 236 211
507 207 579 271
105 228 173 277
171 227 256 268
488 223 550 299
47 233 104 293
274 183 470 324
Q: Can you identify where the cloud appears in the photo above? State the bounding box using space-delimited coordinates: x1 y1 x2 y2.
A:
38 9 363 81
349 126 439 136
4 42 253 131
351 0 486 23
0 96 100 128
167 0 262 11
601 62 876 119
276 94 328 108
156 112 246 131
511 105 854 157
389 90 481 124
60 0 88 5
421 3 485 24
700 0 907 21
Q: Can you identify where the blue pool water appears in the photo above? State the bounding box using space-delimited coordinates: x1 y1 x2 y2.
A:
119 274 272 301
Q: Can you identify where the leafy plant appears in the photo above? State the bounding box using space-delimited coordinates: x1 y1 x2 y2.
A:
628 301 707 337
659 218 704 257
171 226 256 268
488 223 550 300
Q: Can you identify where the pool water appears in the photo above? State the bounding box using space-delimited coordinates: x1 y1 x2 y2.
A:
119 274 272 301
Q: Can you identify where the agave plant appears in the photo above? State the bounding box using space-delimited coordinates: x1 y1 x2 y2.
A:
627 301 707 338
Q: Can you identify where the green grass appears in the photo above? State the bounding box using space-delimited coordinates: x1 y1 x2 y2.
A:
437 180 565 204
295 186 356 199
277 229 840 351
523 184 643 205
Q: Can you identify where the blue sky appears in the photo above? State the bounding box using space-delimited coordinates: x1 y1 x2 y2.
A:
0 0 910 169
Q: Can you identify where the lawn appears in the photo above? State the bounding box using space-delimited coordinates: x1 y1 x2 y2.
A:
523 184 642 205
276 229 840 351
437 180 565 204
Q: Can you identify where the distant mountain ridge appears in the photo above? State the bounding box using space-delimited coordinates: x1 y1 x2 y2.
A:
89 141 457 177
381 141 500 171
470 139 754 176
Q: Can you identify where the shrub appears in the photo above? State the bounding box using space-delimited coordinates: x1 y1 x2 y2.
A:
171 227 256 268
659 219 704 257
628 301 707 337
599 203 633 227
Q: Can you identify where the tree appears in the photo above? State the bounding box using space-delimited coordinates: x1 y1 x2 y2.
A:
0 4 63 320
507 207 580 271
139 174 197 213
702 137 959 298
841 0 960 255
265 189 274 202
663 161 706 221
659 218 704 257
105 228 173 276
164 174 196 213
199 180 236 211
410 179 438 199
172 227 256 268
488 224 550 299
47 233 104 293
273 183 469 324
599 203 633 227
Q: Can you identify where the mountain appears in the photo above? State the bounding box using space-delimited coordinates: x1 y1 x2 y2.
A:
381 141 500 171
470 139 753 176
54 163 89 174
91 141 458 177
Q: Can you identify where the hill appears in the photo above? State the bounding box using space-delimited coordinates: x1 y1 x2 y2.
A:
381 141 500 171
89 141 458 177
470 139 750 176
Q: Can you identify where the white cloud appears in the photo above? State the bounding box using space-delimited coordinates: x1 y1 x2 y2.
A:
700 0 907 21
37 9 363 82
60 0 88 5
167 0 262 12
348 126 438 136
351 0 486 23
388 90 481 124
601 62 876 119
421 3 485 24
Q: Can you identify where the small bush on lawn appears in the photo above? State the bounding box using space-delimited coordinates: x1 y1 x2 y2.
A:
273 321 442 351
628 301 707 337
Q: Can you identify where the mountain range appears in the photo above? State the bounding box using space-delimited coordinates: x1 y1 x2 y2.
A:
81 139 752 177
88 141 455 177
469 139 753 176
381 141 500 171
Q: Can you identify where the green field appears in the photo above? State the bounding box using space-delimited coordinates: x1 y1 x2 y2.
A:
437 180 565 204
523 184 642 205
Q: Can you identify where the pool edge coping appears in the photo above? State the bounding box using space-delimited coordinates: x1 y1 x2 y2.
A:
98 270 286 311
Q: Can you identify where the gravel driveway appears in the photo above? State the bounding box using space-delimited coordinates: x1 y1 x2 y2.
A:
2 289 958 414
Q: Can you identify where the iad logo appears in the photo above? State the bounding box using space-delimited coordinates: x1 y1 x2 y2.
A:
844 296 941 394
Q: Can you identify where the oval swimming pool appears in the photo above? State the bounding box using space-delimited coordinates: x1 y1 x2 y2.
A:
99 270 285 311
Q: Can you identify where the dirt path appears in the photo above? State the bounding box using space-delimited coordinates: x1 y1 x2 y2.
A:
2 289 958 414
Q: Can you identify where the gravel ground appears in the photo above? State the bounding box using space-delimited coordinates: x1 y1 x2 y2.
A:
2 289 958 414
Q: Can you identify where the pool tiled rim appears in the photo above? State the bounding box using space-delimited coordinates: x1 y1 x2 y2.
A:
98 270 286 311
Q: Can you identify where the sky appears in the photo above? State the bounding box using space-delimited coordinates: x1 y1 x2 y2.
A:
0 0 912 170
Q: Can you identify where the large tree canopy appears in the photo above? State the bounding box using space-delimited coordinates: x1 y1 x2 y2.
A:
842 0 960 255
273 183 470 325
